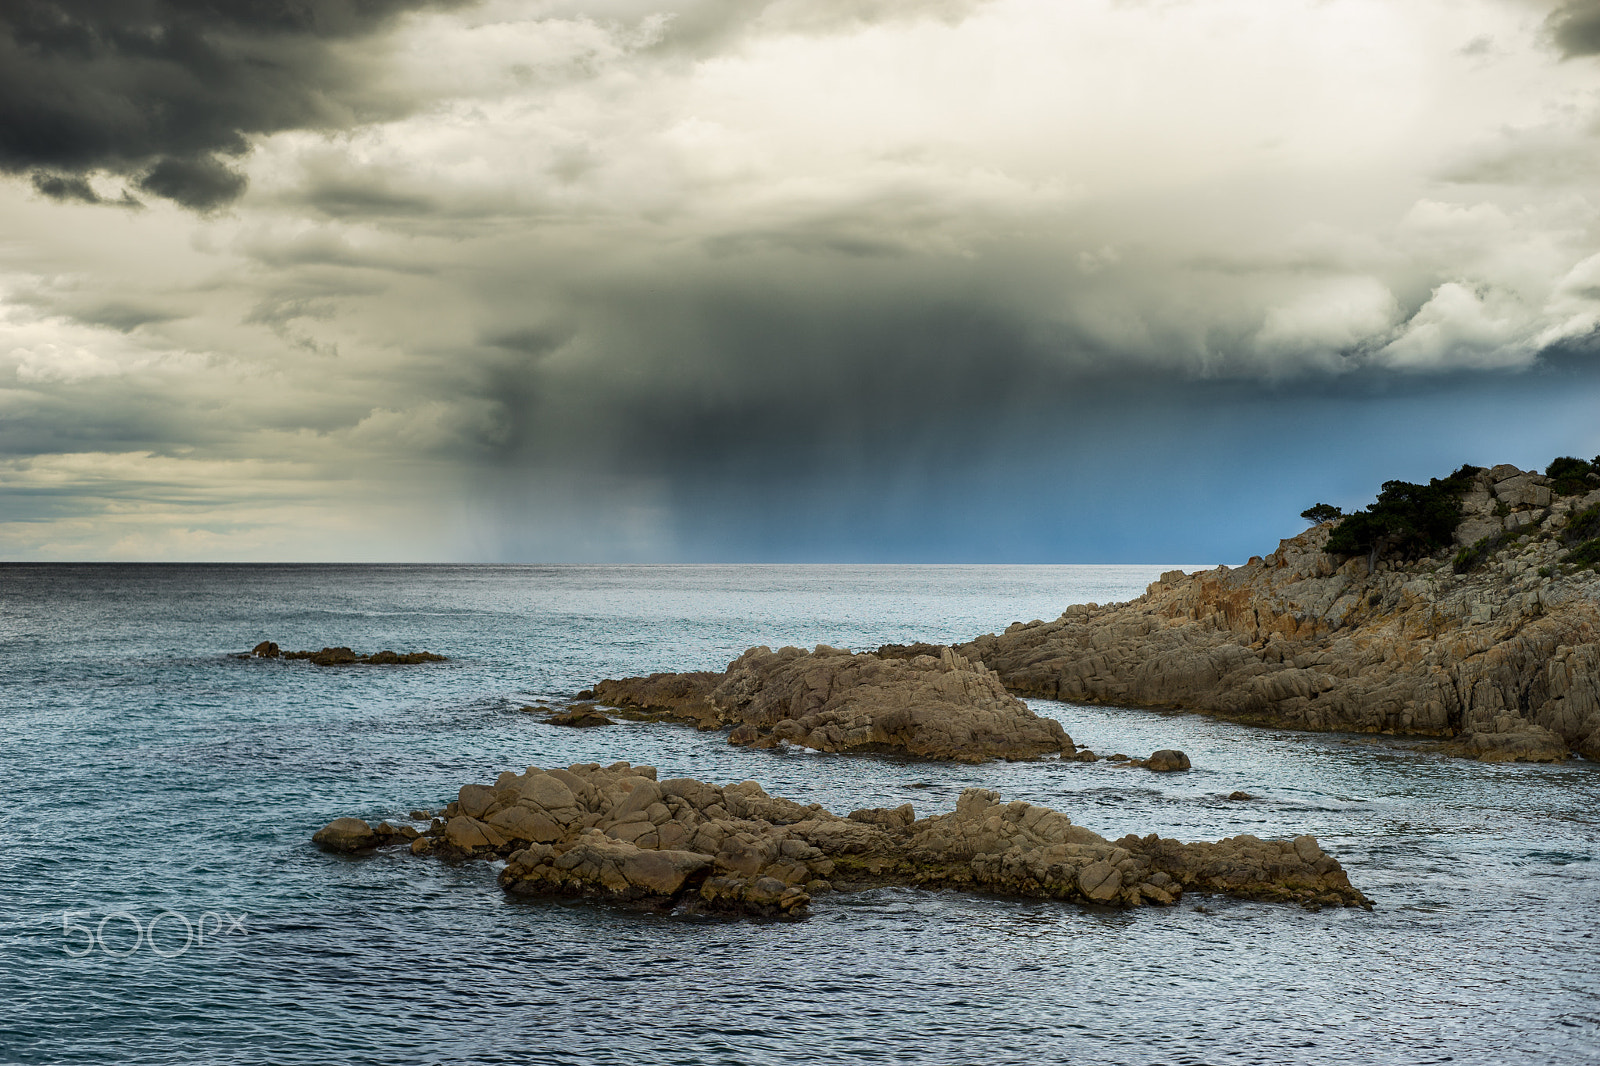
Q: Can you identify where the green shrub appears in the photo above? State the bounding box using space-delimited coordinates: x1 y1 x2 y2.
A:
1327 464 1482 560
1564 504 1600 547
1452 528 1523 574
1300 503 1343 525
1546 455 1600 498
1566 538 1600 571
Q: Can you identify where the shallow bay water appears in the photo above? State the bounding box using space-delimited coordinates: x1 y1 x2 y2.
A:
1 563 1597 1065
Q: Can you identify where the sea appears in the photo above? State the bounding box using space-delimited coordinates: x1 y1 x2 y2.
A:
1 563 1597 1065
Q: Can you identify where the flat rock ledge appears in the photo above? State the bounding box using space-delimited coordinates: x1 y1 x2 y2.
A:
593 644 1075 763
244 641 447 666
314 762 1369 918
956 464 1600 763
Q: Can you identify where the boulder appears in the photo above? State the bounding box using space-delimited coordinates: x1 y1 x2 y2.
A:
312 817 378 852
1145 750 1191 772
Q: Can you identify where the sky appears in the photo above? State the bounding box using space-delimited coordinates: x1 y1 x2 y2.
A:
3 0 1600 563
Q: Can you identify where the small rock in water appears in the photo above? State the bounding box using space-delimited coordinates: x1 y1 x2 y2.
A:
312 817 378 852
1227 791 1255 801
546 705 616 728
1145 750 1192 773
249 641 446 666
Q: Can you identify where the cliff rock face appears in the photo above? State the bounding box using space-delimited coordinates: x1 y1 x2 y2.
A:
316 761 1368 915
595 645 1076 762
959 466 1600 762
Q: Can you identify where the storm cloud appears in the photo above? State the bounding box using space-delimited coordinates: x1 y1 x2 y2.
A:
0 0 468 208
3 0 1600 561
1550 0 1600 55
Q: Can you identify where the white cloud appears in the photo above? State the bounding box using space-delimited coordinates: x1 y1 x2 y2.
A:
1256 277 1400 359
11 342 125 383
1375 282 1535 370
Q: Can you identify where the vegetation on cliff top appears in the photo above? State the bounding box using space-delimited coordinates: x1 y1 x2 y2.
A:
1311 456 1600 573
1323 464 1482 560
1546 456 1600 497
1562 503 1600 572
1299 503 1343 526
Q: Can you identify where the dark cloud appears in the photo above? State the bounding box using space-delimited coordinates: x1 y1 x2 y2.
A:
0 0 467 209
68 301 181 332
134 155 246 211
1549 0 1600 56
30 170 101 203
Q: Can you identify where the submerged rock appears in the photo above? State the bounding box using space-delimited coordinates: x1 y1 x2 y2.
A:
595 645 1075 763
957 463 1600 763
247 642 447 666
317 762 1371 917
546 705 617 728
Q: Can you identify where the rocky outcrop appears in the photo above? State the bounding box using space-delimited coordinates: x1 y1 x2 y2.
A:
957 465 1600 762
246 641 447 666
594 645 1075 762
312 817 417 851
316 762 1368 916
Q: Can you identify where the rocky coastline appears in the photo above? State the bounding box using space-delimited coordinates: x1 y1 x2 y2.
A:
314 761 1368 917
956 462 1600 763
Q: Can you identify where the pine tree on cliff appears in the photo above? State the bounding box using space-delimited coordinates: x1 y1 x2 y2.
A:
1300 503 1343 526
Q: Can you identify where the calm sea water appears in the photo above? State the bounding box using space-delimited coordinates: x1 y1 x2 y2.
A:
2 563 1597 1066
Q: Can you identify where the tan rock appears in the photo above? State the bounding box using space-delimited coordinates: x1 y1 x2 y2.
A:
518 773 578 814
457 784 496 819
312 817 377 852
486 805 564 843
1078 861 1121 901
443 816 506 851
596 644 1075 762
329 763 1370 917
